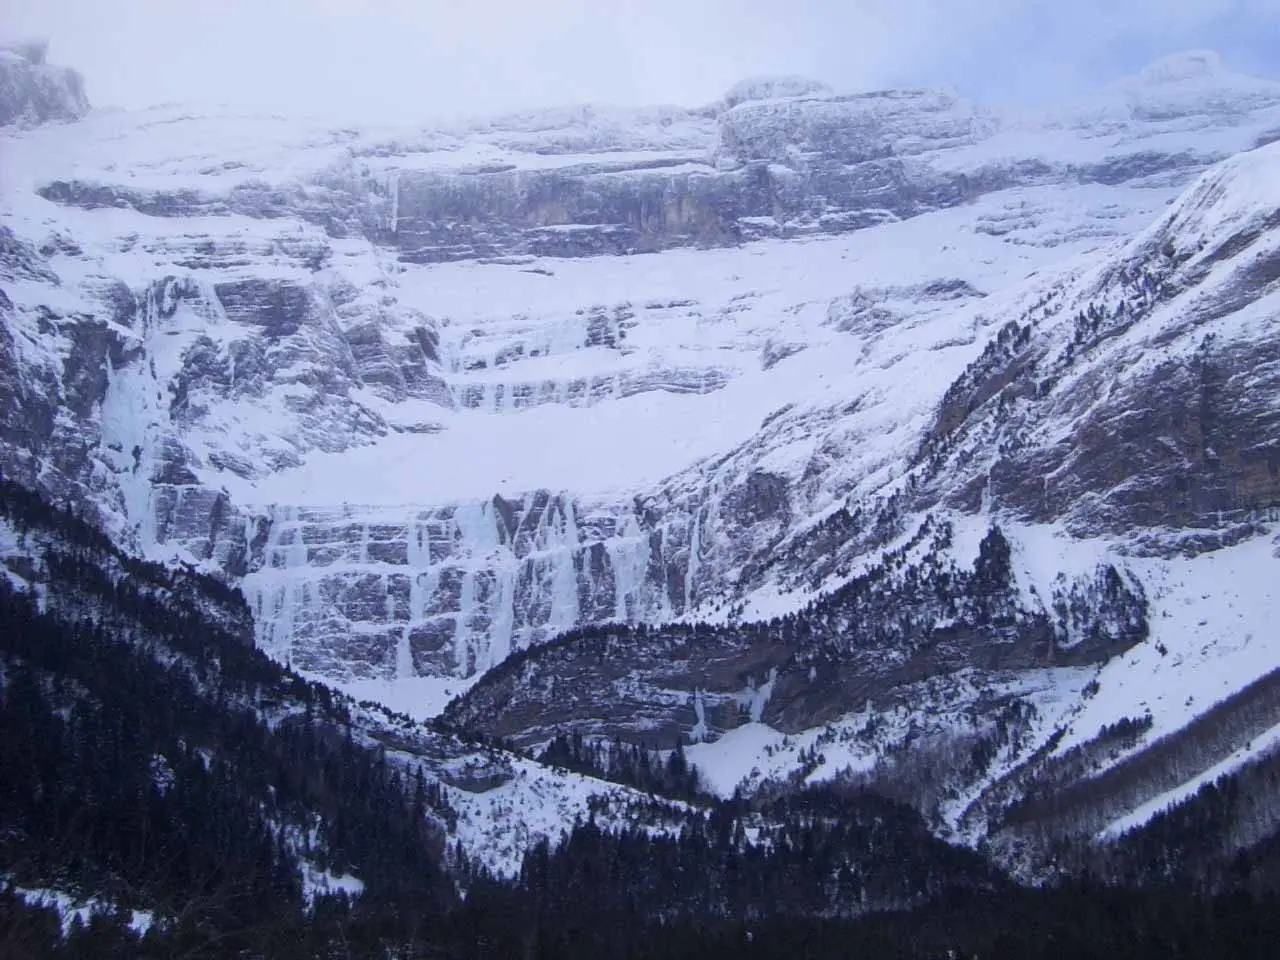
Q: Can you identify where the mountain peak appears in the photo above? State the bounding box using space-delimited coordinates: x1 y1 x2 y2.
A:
1086 48 1280 124
723 74 833 109
1136 49 1226 85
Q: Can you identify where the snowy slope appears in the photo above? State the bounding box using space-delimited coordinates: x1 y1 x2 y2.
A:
2 51 1279 851
444 135 1280 854
0 493 677 894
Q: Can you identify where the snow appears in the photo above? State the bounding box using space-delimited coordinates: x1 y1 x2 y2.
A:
5 882 154 936
207 183 1141 510
337 674 479 721
1147 138 1280 246
0 99 717 204
1053 533 1280 756
4 53 1280 854
4 48 1262 209
687 722 809 797
232 378 782 504
299 861 365 904
996 520 1119 625
0 71 1215 521
906 522 1280 838
445 756 684 878
724 75 834 107
1099 720 1280 840
687 665 1097 807
2 71 1247 637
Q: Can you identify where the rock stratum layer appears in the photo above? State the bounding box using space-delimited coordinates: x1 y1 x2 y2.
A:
1 56 1278 839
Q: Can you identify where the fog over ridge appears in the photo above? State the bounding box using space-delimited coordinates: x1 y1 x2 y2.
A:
1 0 1277 124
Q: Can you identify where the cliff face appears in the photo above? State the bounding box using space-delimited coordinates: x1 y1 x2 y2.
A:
442 138 1280 761
389 87 991 262
1 54 1278 704
916 144 1280 544
3 50 1280 858
0 43 88 126
442 520 1152 750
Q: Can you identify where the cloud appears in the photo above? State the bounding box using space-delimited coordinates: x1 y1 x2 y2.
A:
1 0 1276 121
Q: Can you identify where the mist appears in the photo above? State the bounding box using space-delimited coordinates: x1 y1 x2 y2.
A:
2 0 1278 123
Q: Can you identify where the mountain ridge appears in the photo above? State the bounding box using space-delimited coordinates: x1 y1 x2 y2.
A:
1 50 1277 875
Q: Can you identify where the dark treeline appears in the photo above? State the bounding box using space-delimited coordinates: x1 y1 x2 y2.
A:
0 566 454 954
1000 665 1280 843
453 874 1280 960
9 831 1280 959
1067 746 1280 895
538 730 705 800
4 475 1280 957
0 474 455 956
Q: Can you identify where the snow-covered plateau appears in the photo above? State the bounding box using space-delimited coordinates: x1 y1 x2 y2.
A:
2 46 1278 859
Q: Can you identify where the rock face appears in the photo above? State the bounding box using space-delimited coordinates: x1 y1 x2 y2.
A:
443 523 1150 749
2 51 1279 713
381 61 1280 263
915 145 1280 546
390 87 989 262
3 49 1280 855
0 43 88 126
244 495 675 679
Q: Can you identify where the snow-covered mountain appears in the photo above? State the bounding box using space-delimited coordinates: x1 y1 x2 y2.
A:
2 49 1278 860
0 41 88 127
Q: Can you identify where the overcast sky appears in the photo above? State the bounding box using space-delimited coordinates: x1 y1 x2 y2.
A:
2 0 1278 123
